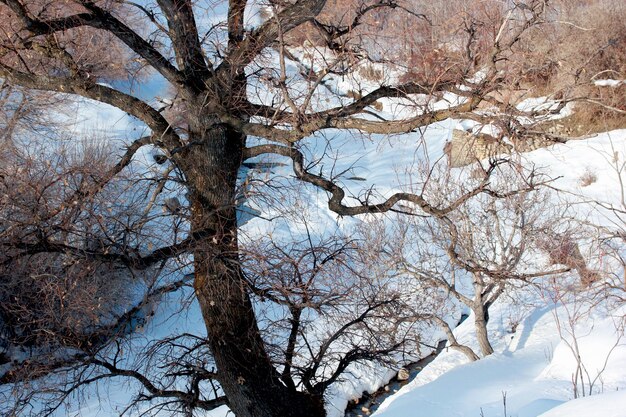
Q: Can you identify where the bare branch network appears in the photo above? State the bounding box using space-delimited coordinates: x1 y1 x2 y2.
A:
0 0 623 416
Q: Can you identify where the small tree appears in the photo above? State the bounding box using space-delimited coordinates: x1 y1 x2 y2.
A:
242 227 421 395
368 161 571 360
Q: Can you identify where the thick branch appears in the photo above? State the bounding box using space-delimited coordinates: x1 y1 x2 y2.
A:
241 80 460 122
1 0 185 86
155 0 210 85
281 305 301 390
227 90 482 144
426 315 479 361
228 0 247 48
217 0 326 76
321 81 460 119
89 359 226 411
245 144 495 216
0 65 183 149
1 0 90 32
7 227 212 270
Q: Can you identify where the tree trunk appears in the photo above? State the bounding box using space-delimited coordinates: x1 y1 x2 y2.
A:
432 316 480 361
472 303 494 357
182 120 325 417
471 275 494 357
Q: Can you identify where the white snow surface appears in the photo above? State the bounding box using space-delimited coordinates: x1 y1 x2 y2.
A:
207 126 626 417
374 300 626 417
593 79 625 87
369 130 626 417
539 390 626 417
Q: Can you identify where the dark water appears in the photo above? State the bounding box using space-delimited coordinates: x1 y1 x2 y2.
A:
344 339 447 417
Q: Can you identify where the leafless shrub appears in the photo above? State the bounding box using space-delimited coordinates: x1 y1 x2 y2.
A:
540 269 625 399
538 233 600 287
513 0 625 95
579 168 598 187
0 135 174 381
0 132 199 416
357 64 384 82
566 84 626 135
241 227 423 392
356 159 573 361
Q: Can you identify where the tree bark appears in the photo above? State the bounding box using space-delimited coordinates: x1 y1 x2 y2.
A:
472 302 494 357
430 316 480 361
182 119 325 417
470 275 494 358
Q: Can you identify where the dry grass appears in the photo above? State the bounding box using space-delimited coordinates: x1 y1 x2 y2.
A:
556 84 626 136
579 168 598 187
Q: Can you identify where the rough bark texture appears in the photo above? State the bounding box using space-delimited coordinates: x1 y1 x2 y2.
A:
183 117 325 417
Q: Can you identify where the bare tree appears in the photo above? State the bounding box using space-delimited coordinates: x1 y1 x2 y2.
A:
0 1 603 416
364 161 572 360
241 226 422 396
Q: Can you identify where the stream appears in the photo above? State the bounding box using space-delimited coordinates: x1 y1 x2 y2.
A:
344 339 447 417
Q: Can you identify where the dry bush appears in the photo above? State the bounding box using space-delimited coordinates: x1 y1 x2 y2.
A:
514 0 626 94
538 234 600 287
357 64 384 82
578 168 598 187
0 0 146 82
0 83 70 145
394 0 508 83
567 84 626 134
284 0 440 75
0 138 138 366
278 0 624 103
398 48 464 85
556 0 626 80
0 255 132 351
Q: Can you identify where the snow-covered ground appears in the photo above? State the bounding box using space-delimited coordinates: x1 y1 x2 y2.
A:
242 124 626 417
374 292 626 417
370 130 626 417
33 102 626 417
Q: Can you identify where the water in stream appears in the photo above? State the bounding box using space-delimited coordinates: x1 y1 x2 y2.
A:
344 339 447 417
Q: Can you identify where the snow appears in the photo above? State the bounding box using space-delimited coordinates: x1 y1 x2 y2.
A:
539 390 626 417
368 127 626 417
295 121 626 417
27 106 626 417
593 79 625 87
242 117 626 417
520 129 626 227
55 96 144 139
374 298 626 417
